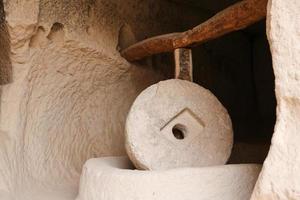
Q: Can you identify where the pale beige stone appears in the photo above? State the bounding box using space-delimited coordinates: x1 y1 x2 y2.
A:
1 0 298 199
0 0 206 199
251 0 300 199
77 156 261 200
125 79 233 170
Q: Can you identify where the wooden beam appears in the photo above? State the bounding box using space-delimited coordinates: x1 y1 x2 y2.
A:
174 48 193 81
121 0 268 61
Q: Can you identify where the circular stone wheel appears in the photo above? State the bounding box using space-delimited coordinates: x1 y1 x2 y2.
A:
125 79 233 170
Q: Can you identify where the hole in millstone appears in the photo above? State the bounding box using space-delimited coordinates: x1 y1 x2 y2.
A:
172 124 186 140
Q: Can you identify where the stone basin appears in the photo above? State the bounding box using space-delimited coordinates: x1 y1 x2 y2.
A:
76 157 261 200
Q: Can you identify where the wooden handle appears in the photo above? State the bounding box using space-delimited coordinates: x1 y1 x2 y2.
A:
121 0 268 61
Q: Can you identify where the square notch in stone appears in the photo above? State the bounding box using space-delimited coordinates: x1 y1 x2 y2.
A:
160 108 205 143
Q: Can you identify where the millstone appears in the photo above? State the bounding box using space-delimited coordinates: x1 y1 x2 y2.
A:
125 79 233 170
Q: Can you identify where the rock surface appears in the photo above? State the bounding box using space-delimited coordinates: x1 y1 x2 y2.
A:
126 79 233 170
1 0 299 198
0 0 206 199
77 156 261 200
251 0 300 199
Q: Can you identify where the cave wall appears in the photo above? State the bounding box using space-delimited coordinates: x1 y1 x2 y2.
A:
0 0 206 199
251 0 300 199
0 0 298 199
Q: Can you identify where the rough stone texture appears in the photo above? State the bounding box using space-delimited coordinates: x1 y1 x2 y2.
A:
126 79 233 170
251 0 300 199
77 156 261 200
0 0 286 198
0 0 206 199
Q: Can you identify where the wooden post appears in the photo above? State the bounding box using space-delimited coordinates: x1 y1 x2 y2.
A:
174 48 193 82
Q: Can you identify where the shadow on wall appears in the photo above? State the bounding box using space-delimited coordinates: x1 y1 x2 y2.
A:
191 20 276 164
193 20 276 143
0 0 12 85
